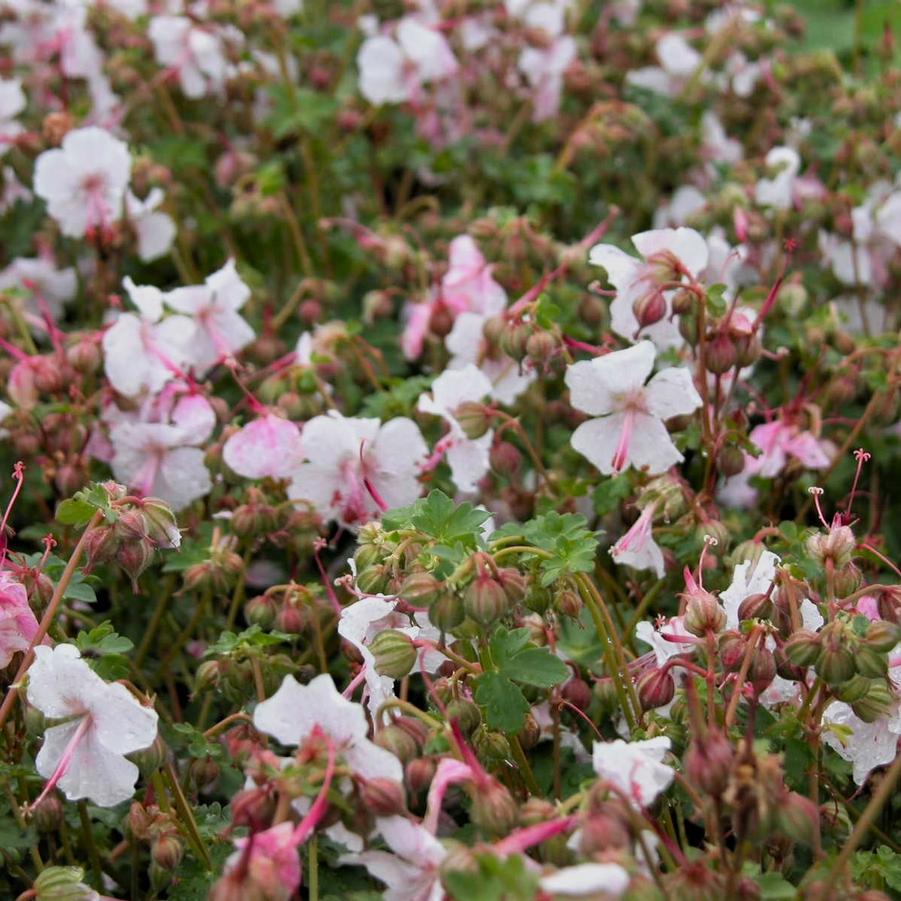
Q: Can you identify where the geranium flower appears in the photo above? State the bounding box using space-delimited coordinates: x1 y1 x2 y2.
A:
518 36 577 122
610 501 664 577
0 571 42 667
539 863 631 898
163 259 254 375
566 340 701 476
26 644 158 807
755 147 801 210
635 615 695 667
253 673 403 781
288 412 427 529
589 227 709 349
341 815 447 901
357 17 458 106
33 127 131 239
592 736 675 808
125 188 176 262
109 390 215 510
626 33 702 97
223 413 304 481
148 16 231 99
0 77 25 157
445 312 535 404
0 256 77 320
102 277 195 398
417 365 494 493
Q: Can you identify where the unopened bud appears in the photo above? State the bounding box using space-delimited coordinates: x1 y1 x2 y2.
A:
470 780 518 835
737 592 773 622
815 623 856 685
374 724 418 764
685 730 734 796
866 620 900 653
31 793 65 832
115 538 156 590
151 832 184 870
783 630 821 667
244 594 278 630
806 525 856 568
684 590 727 636
400 570 442 605
446 698 482 735
561 677 592 711
369 629 417 679
633 290 667 328
359 778 408 817
776 791 819 846
525 330 558 364
637 668 675 711
464 573 510 626
430 591 465 632
454 401 492 440
850 681 894 723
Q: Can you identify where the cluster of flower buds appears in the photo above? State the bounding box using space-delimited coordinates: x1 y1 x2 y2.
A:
128 801 185 884
183 529 243 595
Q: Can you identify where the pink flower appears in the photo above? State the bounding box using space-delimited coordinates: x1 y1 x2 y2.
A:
442 236 508 316
223 414 304 481
566 341 701 476
0 571 41 668
610 502 664 577
288 412 427 529
148 16 231 99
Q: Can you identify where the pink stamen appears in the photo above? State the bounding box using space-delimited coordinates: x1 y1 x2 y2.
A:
28 715 92 812
359 441 389 513
0 463 26 566
292 731 336 844
492 816 575 855
611 408 636 473
846 448 871 516
420 434 454 474
807 487 829 530
342 668 366 699
312 538 343 616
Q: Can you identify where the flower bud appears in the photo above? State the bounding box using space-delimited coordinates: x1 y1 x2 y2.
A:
850 681 894 723
464 573 510 627
470 780 518 835
637 668 675 711
31 793 64 833
633 289 668 328
354 542 382 571
854 645 888 679
446 698 482 735
747 645 777 693
562 676 592 711
454 401 492 440
717 445 747 478
737 592 773 622
34 867 98 900
369 629 417 679
490 440 522 475
151 832 185 870
783 630 821 667
578 810 632 854
815 623 856 685
244 594 278 630
473 726 512 761
359 778 408 817
496 567 527 604
430 591 465 632
230 787 276 831
776 791 819 846
405 756 437 796
188 756 220 793
356 564 390 595
806 525 856 568
82 524 118 570
526 330 558 365
685 730 734 797
375 724 419 764
670 288 695 315
115 538 156 590
865 620 900 653
684 590 727 636
129 734 169 778
833 674 871 704
554 587 582 619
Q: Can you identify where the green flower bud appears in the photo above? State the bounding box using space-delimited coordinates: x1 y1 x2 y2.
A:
851 681 894 723
369 629 417 679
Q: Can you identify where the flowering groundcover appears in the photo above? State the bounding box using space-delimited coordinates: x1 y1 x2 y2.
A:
0 0 900 899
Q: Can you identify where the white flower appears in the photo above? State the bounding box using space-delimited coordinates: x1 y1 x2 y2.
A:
539 862 631 898
0 77 25 157
33 127 131 239
417 365 494 493
589 227 709 350
635 616 694 667
822 697 901 787
163 259 254 375
288 412 427 529
125 189 176 262
0 256 77 320
755 147 800 210
26 644 158 807
148 16 230 99
445 313 534 405
102 277 195 398
518 35 577 122
610 502 664 577
592 736 674 808
566 341 701 476
223 413 304 481
357 17 457 106
626 33 701 96
341 815 446 901
254 673 403 782
110 392 215 510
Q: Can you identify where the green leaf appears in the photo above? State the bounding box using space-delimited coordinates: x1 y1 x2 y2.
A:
383 490 490 549
592 475 632 516
75 622 134 656
474 672 530 734
489 626 569 688
204 625 291 658
518 512 599 586
443 852 540 901
56 483 113 527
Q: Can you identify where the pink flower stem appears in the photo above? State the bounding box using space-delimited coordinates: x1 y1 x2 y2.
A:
293 734 337 845
492 815 575 855
312 539 343 616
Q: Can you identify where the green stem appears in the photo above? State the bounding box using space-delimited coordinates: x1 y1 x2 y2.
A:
163 763 213 870
509 735 541 796
77 801 103 888
134 575 175 669
308 833 319 901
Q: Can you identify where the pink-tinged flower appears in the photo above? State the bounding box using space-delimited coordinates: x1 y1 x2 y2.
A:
253 673 403 781
357 17 458 106
755 147 801 210
102 277 195 398
445 313 535 404
341 814 447 901
125 189 176 262
223 821 301 901
0 77 25 158
223 414 304 481
288 412 427 529
566 341 701 476
441 236 507 316
109 391 215 510
539 862 631 898
148 16 231 99
518 36 577 122
33 127 131 239
719 418 830 507
0 256 77 320
635 616 695 667
589 227 708 350
164 259 254 375
417 365 494 493
610 502 664 577
701 111 743 165
626 33 702 97
592 736 674 808
0 571 41 667
26 644 158 807
719 549 780 630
